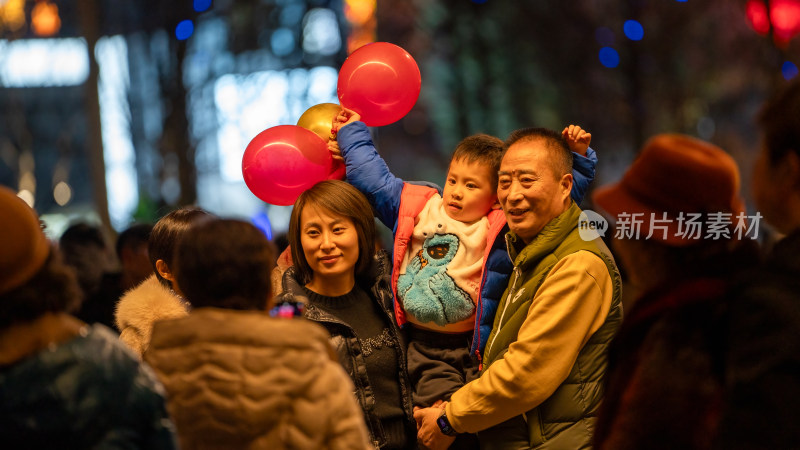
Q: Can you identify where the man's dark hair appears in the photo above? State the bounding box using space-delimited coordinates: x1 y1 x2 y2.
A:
59 223 107 250
174 219 275 311
505 127 573 178
115 223 153 259
758 77 800 164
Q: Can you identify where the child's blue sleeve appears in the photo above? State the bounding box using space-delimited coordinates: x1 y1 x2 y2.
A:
570 147 598 205
337 121 403 230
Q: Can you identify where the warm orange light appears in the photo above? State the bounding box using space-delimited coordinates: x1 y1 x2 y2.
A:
32 0 61 37
347 29 376 54
344 0 375 26
0 0 27 32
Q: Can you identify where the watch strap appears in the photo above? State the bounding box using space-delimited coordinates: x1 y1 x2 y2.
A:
436 409 458 436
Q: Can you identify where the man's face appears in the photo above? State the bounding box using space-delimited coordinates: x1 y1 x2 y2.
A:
497 139 572 244
752 142 792 234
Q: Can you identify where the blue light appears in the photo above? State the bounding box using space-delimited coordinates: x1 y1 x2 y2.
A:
599 47 620 68
251 211 273 240
783 61 799 80
675 0 687 2
175 20 194 41
471 0 488 3
194 0 212 12
623 20 644 41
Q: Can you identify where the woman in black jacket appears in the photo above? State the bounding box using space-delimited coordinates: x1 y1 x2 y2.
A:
277 180 416 449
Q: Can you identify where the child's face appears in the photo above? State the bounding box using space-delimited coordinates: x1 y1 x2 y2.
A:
442 158 500 224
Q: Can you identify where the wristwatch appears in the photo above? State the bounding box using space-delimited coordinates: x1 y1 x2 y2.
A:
436 409 458 436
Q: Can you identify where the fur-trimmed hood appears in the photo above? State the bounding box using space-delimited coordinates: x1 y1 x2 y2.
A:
114 275 188 358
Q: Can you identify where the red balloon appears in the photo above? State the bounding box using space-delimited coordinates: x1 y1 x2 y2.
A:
337 42 421 127
327 160 346 180
242 125 331 206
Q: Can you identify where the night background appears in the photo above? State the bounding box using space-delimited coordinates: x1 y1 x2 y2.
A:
0 0 796 243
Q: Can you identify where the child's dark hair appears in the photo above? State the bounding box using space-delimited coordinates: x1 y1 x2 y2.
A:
449 134 505 189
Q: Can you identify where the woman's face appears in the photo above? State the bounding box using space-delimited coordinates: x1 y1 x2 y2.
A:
300 204 360 285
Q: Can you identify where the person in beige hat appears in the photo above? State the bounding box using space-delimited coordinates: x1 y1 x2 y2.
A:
591 134 759 450
0 186 177 448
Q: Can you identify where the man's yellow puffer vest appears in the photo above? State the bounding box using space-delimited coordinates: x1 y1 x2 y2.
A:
480 202 623 449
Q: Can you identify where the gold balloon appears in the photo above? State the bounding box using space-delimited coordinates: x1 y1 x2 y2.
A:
297 103 341 142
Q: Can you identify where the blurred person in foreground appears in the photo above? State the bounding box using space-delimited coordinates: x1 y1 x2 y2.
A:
0 186 177 448
144 217 371 449
713 77 800 448
115 208 211 357
591 134 759 449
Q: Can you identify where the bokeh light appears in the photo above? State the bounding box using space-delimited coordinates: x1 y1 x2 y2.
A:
302 8 341 56
193 0 211 12
53 181 72 206
0 0 26 32
0 39 89 87
747 0 771 34
344 0 375 26
251 211 273 240
783 61 799 79
623 20 644 41
747 0 800 43
771 0 800 42
595 27 615 46
271 28 295 56
31 0 61 37
599 47 620 68
175 20 194 41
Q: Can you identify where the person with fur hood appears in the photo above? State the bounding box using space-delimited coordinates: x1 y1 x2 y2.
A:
115 207 211 357
145 217 371 449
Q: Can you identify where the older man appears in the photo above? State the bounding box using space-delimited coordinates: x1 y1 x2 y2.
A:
416 127 622 450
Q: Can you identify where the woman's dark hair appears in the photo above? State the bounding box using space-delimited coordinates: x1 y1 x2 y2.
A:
0 247 81 330
173 219 275 311
148 207 212 287
288 180 377 285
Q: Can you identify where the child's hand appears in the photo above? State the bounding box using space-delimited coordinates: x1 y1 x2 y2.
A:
562 125 591 157
327 140 343 163
331 107 361 135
